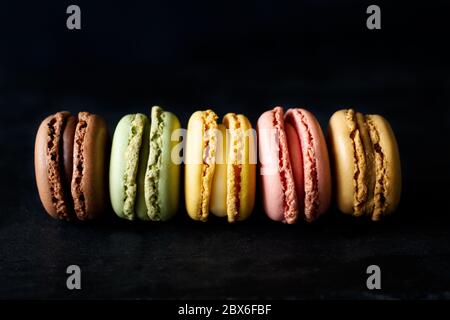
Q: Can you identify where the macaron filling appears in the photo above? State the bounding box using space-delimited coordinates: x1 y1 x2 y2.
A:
122 114 146 219
345 109 368 216
46 113 71 219
226 114 242 223
200 110 218 221
366 116 387 221
145 107 164 221
274 107 297 224
292 109 320 221
72 112 89 218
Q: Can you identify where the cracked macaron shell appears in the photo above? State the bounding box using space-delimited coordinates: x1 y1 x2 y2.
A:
145 107 181 221
185 110 218 221
110 114 149 220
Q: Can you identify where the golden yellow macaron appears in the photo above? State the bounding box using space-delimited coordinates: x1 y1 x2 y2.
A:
185 110 256 222
328 109 401 221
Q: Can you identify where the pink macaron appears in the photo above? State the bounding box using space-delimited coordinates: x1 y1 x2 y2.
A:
257 107 331 223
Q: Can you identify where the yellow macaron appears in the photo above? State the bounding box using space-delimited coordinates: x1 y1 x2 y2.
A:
185 110 256 222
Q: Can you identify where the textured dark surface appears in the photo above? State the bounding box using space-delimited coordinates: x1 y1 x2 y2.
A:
1 0 450 299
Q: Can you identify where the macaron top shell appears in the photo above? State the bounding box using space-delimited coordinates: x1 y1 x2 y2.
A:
145 106 181 221
365 114 401 219
285 108 331 221
71 112 109 220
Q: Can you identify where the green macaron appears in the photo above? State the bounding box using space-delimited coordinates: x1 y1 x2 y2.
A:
110 106 181 221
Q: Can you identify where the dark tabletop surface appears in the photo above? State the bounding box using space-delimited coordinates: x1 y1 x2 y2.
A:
0 0 449 299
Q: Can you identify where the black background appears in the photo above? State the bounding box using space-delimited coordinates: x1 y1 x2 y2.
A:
0 0 449 299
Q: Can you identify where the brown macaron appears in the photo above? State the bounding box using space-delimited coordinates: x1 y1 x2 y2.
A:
34 111 109 220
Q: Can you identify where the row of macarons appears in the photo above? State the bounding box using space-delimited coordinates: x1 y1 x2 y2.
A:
34 106 401 223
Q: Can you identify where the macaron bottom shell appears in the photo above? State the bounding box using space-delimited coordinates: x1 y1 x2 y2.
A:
110 114 150 220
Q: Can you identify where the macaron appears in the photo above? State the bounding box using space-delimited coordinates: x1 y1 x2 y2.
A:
109 106 181 221
328 109 401 221
34 111 109 220
185 110 256 222
257 107 331 223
